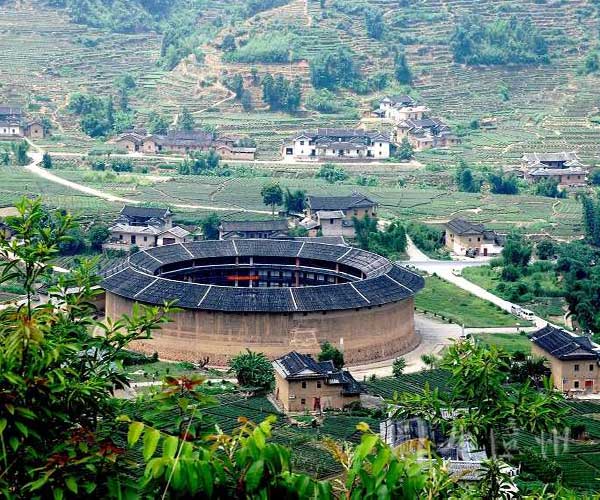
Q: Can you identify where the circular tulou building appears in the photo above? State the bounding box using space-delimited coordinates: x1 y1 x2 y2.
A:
102 239 424 365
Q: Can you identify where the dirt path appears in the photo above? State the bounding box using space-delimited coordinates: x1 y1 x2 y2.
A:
24 143 271 214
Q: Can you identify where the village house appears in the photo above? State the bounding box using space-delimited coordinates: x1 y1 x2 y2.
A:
375 95 430 123
300 193 378 238
521 152 588 187
104 205 191 251
393 117 460 151
529 325 600 394
444 218 504 257
283 128 390 161
219 219 289 240
273 351 361 413
0 105 46 140
115 129 256 160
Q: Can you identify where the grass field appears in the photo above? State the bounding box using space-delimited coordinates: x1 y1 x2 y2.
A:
473 332 533 354
414 275 524 328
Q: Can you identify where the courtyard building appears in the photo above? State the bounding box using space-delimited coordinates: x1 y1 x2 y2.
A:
521 152 588 187
219 219 289 240
273 351 361 413
283 128 390 161
0 105 45 140
301 193 378 238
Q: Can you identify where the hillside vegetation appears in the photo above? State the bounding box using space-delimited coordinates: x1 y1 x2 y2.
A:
2 0 600 165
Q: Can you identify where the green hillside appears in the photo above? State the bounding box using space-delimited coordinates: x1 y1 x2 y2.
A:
2 0 600 164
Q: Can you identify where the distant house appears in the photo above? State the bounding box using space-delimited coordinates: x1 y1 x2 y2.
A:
114 129 256 159
104 205 191 251
394 117 460 151
273 351 361 413
521 152 588 187
157 226 192 246
301 193 378 238
219 219 289 240
375 95 430 122
529 325 600 394
444 218 504 257
283 128 390 161
0 106 46 140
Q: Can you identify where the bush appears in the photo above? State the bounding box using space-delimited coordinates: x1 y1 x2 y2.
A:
228 349 275 391
226 33 298 63
315 163 348 183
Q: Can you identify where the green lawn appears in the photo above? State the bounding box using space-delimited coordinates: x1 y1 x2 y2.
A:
414 275 523 328
473 332 532 354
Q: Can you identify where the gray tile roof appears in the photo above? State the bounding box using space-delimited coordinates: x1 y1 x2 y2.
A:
220 219 289 232
307 193 377 211
529 325 600 361
102 240 424 312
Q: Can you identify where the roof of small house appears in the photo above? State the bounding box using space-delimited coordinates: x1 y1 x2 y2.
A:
307 193 377 211
159 226 190 239
153 130 214 147
445 218 486 235
292 129 388 142
529 167 588 177
528 325 600 361
383 95 415 106
316 210 345 219
522 152 579 164
120 205 171 220
273 351 361 394
220 219 289 233
0 106 23 117
293 236 347 245
109 223 162 236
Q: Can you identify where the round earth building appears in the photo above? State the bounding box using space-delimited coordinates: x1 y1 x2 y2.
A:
102 239 424 365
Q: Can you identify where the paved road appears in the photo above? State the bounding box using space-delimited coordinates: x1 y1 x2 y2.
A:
349 313 463 378
401 236 548 329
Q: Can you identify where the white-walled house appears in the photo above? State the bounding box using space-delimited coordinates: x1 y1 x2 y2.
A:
376 95 430 123
283 128 390 161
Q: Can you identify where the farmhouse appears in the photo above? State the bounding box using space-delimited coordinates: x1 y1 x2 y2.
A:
219 219 289 240
115 129 256 159
375 95 430 122
522 152 588 187
393 117 460 151
444 218 504 257
273 351 361 413
529 325 600 394
283 128 390 161
0 105 45 140
104 205 190 251
301 193 378 238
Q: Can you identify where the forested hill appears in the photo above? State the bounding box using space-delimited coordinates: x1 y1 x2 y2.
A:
3 0 600 165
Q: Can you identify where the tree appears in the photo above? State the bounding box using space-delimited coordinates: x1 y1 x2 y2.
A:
148 111 170 135
590 169 600 186
0 197 172 497
11 141 29 166
392 357 406 377
315 163 348 183
582 194 600 246
221 33 236 52
228 349 275 390
536 239 556 260
241 90 253 111
88 223 110 250
178 106 195 131
455 160 481 193
395 137 414 160
535 178 565 198
581 51 600 75
59 226 87 255
41 152 52 169
393 51 412 84
318 341 344 369
260 183 284 215
229 74 245 99
310 46 358 90
393 341 567 458
200 212 220 240
284 188 306 213
106 95 115 130
502 232 532 268
365 8 384 40
420 353 438 370
488 172 519 195
0 149 9 165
